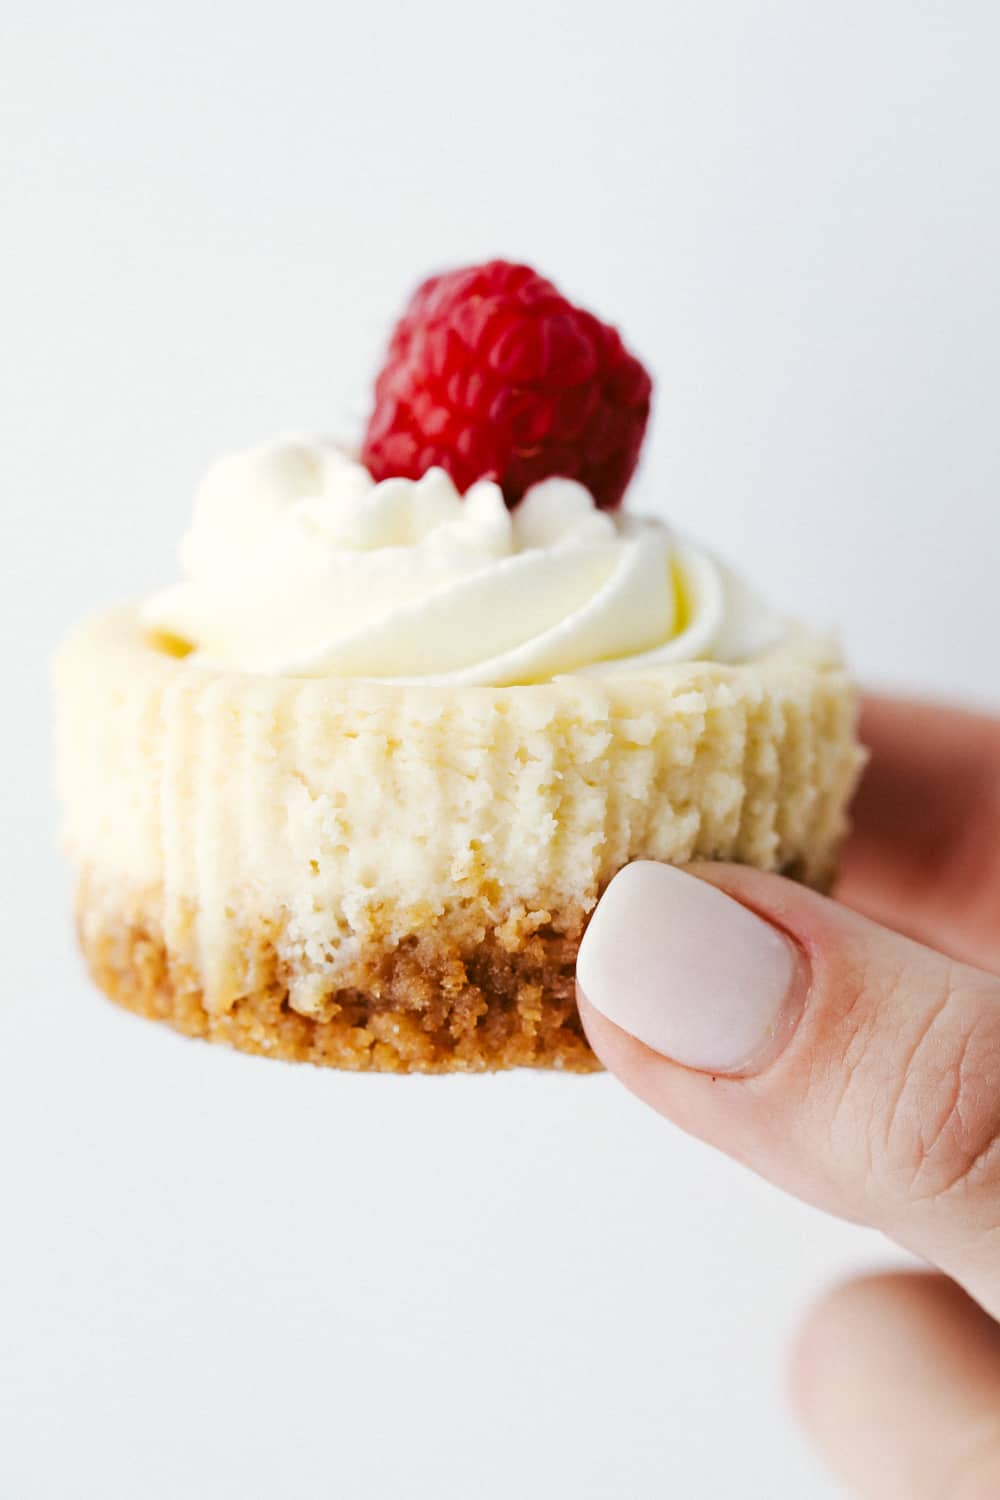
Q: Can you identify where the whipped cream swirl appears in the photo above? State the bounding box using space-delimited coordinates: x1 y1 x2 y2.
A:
141 439 785 685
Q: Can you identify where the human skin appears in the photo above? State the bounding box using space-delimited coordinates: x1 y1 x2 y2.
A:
576 697 1000 1499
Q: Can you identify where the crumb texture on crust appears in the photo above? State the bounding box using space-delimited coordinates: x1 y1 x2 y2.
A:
76 854 832 1074
77 876 599 1074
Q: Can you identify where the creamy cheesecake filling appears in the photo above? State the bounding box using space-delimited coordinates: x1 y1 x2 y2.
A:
140 439 788 685
56 609 862 1019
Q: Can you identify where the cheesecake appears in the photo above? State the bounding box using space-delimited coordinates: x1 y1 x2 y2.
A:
55 262 863 1072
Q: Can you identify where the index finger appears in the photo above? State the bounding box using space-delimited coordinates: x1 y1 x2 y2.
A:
836 695 1000 973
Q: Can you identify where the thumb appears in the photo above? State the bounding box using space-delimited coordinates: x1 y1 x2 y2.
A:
576 862 1000 1317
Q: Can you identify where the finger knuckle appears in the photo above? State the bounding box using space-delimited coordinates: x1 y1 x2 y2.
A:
875 970 1000 1208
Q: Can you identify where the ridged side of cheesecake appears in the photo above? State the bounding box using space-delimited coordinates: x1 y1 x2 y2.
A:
56 607 863 1071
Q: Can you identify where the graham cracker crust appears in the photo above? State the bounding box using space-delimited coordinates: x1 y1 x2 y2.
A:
77 885 600 1074
74 853 835 1074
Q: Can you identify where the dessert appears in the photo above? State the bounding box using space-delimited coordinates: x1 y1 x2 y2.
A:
55 261 864 1073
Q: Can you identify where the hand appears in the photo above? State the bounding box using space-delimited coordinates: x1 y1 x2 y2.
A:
576 697 1000 1500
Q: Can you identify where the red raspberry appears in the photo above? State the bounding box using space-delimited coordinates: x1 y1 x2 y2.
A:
361 260 652 510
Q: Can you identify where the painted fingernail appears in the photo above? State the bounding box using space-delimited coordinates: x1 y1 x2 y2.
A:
576 862 798 1073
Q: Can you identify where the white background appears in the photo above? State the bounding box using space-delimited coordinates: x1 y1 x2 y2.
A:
3 3 999 1497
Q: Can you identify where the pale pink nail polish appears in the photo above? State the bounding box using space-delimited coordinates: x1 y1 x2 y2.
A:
577 862 798 1073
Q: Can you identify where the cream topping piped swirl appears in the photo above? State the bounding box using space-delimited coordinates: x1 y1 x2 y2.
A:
141 439 786 685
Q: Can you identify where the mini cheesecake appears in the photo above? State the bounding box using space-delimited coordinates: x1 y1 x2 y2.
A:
55 265 864 1073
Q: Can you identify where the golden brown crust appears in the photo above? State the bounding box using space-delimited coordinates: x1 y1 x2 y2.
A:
76 880 600 1074
74 854 837 1073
